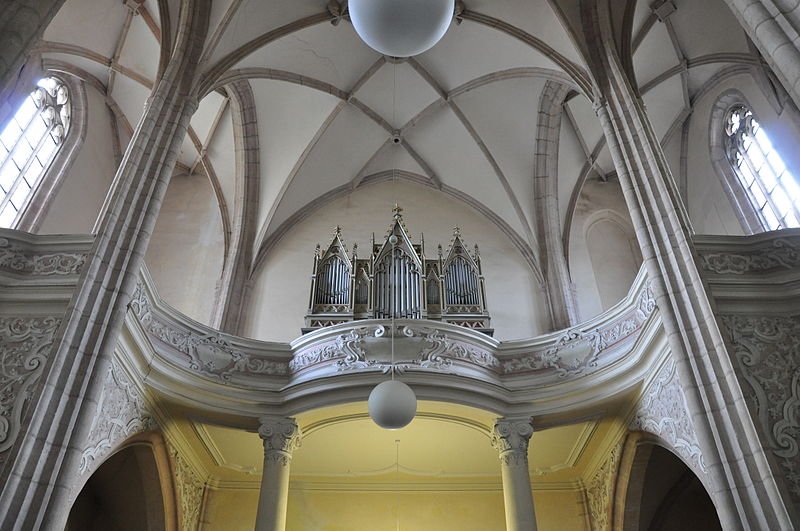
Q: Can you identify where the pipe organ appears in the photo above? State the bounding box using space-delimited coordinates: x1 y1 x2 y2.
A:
304 206 493 335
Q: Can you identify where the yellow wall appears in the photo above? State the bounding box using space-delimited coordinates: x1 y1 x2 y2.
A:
201 486 588 531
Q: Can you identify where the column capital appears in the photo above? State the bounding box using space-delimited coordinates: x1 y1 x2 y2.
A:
491 417 534 466
258 416 302 465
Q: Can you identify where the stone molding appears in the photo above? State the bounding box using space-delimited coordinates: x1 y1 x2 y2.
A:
0 316 61 463
78 356 156 475
0 232 89 277
697 235 800 275
131 265 656 396
491 418 534 467
721 314 800 506
258 416 301 466
629 358 706 475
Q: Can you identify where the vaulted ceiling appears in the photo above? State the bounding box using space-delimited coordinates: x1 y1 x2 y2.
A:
40 0 755 271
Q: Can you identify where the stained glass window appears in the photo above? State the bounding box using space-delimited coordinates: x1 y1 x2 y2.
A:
0 77 71 228
725 105 800 230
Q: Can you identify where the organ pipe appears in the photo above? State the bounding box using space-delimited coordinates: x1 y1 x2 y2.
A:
304 208 492 335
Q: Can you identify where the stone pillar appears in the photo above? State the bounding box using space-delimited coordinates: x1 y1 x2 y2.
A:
583 2 796 527
0 0 67 130
722 0 800 111
256 417 301 531
0 1 211 529
492 418 537 531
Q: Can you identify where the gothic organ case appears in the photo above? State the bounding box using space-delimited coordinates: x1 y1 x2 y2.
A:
304 207 493 335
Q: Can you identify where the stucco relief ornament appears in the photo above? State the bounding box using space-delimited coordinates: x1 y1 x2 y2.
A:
502 328 602 377
289 325 382 372
491 418 534 467
630 359 706 474
0 237 87 276
699 238 800 274
401 325 500 373
168 442 205 531
130 281 287 380
585 443 622 531
79 357 156 474
721 315 800 502
0 317 61 458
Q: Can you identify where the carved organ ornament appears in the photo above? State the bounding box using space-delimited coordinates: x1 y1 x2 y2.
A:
305 206 492 335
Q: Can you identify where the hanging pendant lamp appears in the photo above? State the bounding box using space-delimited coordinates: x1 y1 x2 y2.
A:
349 0 455 57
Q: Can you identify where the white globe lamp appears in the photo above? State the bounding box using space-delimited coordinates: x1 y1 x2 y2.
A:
368 380 417 429
349 0 455 57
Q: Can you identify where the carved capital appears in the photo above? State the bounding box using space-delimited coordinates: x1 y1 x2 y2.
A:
491 417 534 466
258 416 301 464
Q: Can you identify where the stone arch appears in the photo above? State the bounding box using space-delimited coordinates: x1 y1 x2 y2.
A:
67 432 178 531
584 209 642 311
613 432 721 531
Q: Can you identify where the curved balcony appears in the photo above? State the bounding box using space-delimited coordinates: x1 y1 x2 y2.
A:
124 265 662 423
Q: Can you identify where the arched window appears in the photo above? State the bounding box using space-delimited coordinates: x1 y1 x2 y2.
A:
725 105 800 230
0 77 71 228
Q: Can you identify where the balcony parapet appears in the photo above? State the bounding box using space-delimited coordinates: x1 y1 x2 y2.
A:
694 229 800 314
126 265 660 417
0 228 94 314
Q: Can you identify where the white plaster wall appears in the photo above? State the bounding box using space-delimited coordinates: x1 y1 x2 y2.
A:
145 173 225 325
568 178 641 320
243 180 548 342
685 72 800 235
39 84 118 234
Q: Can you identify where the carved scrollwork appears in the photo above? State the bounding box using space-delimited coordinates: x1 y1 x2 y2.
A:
502 328 602 377
402 325 500 372
501 281 655 377
699 238 800 274
259 416 302 466
721 315 800 502
0 317 61 461
131 282 288 381
0 237 87 276
630 359 706 474
290 325 383 372
491 418 534 467
79 357 156 474
168 442 205 531
585 443 622 531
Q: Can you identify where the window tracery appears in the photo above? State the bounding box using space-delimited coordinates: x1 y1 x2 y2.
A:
0 77 71 228
725 105 800 231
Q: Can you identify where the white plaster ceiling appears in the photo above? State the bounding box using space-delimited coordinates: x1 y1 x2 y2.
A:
41 0 755 265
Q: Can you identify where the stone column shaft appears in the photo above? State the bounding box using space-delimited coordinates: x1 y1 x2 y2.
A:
0 1 211 528
492 418 537 531
256 417 301 531
586 5 795 525
722 0 800 111
0 0 67 130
